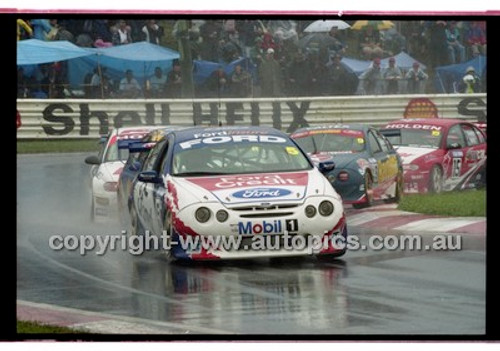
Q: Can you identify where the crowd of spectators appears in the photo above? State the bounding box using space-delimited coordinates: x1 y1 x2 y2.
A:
17 19 487 99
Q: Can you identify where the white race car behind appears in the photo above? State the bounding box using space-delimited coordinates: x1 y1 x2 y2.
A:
84 126 162 221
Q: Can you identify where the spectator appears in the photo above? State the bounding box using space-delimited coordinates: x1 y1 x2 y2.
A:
427 21 449 67
119 69 142 98
142 20 163 45
166 60 183 98
286 50 313 96
326 54 358 96
88 67 112 98
383 57 403 94
229 64 253 97
53 23 75 43
17 19 32 40
30 19 54 41
199 20 221 61
460 66 481 94
112 20 132 46
258 47 283 129
89 67 102 98
359 27 384 59
203 66 229 98
325 27 346 57
258 48 283 97
405 62 428 94
464 21 486 58
359 57 384 95
17 67 29 98
445 21 465 64
147 66 167 98
309 53 329 96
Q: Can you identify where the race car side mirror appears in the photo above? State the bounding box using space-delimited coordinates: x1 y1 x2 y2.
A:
129 161 142 172
318 160 335 173
138 170 162 184
84 155 101 165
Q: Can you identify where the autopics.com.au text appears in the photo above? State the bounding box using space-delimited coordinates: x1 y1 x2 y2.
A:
48 231 462 256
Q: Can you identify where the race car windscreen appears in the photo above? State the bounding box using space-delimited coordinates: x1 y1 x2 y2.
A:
383 128 442 149
293 132 366 154
172 136 312 176
104 141 129 162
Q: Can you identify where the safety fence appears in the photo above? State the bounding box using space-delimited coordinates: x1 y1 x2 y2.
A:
17 93 486 139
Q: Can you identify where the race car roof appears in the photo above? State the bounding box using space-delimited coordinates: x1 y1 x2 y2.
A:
292 124 369 135
383 118 470 128
171 126 289 144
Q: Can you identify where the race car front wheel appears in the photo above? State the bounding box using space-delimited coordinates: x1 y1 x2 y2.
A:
428 165 443 193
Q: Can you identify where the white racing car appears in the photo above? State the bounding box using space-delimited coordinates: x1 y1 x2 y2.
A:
126 126 348 261
84 126 162 221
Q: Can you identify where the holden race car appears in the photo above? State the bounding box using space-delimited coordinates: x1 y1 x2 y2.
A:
126 126 347 261
84 126 163 221
380 118 486 193
291 124 404 209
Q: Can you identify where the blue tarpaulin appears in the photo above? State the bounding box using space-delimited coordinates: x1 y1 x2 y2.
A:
434 55 486 93
67 41 181 89
17 39 94 65
341 51 426 76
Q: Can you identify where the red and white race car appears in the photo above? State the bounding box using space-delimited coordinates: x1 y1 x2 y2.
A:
84 126 163 221
380 118 486 193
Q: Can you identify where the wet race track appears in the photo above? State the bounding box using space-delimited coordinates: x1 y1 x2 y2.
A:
17 153 486 335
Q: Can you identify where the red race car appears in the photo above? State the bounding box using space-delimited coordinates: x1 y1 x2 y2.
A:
380 118 486 193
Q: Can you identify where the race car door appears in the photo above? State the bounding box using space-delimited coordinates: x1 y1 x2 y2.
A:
366 129 399 198
460 123 487 175
133 138 169 235
443 124 467 186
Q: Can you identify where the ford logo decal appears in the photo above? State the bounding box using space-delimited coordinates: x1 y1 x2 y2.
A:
232 188 292 199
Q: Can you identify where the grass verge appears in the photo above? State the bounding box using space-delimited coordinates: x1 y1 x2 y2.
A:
17 139 101 154
398 189 486 217
17 320 89 334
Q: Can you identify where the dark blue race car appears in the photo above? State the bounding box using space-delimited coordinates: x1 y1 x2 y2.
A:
123 126 347 261
291 124 404 209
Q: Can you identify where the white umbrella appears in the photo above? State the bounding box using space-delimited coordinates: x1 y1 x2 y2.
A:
304 20 351 32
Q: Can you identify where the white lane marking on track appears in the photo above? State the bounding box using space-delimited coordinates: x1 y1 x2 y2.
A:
394 218 485 233
346 210 415 226
18 300 232 334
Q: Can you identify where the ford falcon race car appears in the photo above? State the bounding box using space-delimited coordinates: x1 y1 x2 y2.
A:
84 126 162 221
291 125 403 209
117 127 184 224
380 118 486 193
126 126 347 261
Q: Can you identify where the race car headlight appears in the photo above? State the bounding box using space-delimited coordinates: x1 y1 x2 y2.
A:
103 182 118 192
319 200 334 216
305 205 317 218
195 207 211 223
403 164 419 171
216 210 229 223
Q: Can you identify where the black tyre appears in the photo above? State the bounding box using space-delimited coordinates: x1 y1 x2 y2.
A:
428 165 443 193
352 172 373 209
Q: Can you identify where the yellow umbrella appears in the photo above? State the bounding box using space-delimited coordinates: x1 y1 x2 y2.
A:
351 20 395 30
